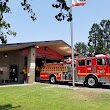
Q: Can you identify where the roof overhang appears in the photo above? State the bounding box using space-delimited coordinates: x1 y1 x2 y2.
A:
0 40 80 57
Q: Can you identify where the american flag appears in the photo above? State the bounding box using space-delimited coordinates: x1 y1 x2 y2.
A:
72 0 88 6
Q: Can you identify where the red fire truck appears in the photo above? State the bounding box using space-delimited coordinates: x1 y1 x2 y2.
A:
40 54 110 87
40 62 72 83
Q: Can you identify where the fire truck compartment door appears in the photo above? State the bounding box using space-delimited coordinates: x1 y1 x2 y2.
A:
40 72 49 80
77 60 86 75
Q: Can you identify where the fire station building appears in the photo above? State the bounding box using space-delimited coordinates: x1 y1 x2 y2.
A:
0 40 82 84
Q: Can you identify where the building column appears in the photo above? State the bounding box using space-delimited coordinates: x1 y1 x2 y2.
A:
27 47 36 84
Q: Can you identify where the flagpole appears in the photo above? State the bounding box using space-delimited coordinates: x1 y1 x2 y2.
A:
70 0 75 87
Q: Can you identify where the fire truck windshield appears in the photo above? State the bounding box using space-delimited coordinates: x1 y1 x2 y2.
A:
108 58 110 66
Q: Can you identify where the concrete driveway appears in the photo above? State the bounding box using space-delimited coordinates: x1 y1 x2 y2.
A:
1 81 110 92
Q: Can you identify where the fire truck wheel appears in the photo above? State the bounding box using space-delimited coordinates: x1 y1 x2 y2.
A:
85 75 98 88
49 75 56 84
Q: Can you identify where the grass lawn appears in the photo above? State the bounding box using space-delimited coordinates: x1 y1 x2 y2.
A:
0 84 110 110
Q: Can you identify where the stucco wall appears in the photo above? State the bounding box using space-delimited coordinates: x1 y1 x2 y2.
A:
0 50 25 83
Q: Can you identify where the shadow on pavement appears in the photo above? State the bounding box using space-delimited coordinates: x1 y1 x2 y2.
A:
101 84 110 89
75 83 110 89
73 83 110 89
39 81 110 89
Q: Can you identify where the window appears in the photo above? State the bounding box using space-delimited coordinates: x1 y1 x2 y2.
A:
97 58 106 65
87 60 92 66
78 60 85 66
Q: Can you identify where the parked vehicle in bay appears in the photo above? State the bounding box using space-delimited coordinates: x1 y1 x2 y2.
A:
40 54 110 88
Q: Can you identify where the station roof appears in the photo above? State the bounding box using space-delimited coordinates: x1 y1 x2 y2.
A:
0 40 82 57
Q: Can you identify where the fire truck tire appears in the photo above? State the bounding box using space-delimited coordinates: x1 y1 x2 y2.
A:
49 75 56 84
85 75 98 88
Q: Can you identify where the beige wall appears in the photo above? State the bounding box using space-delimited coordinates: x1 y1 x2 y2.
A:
0 50 25 83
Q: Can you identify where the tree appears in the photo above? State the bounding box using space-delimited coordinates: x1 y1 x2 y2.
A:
88 20 110 56
0 0 71 43
100 20 110 54
74 42 88 56
52 0 72 22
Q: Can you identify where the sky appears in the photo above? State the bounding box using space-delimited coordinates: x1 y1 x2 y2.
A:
4 0 110 46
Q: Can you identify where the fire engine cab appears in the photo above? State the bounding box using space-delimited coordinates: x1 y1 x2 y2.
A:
76 54 110 87
40 54 110 87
